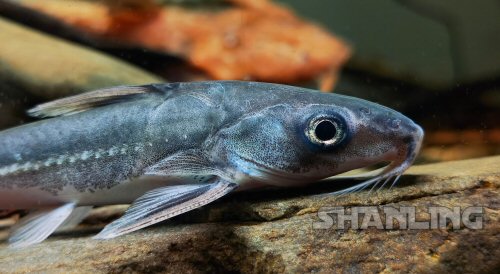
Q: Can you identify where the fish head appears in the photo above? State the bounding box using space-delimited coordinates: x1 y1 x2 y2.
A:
212 90 424 188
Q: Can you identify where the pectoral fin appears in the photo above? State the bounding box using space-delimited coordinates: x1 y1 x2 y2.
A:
94 179 237 239
57 206 93 231
9 203 77 248
145 150 222 177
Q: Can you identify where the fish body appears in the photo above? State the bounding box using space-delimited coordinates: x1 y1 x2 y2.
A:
0 83 223 208
0 81 423 247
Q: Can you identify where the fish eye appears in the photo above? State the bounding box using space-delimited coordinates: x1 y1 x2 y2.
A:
305 117 346 147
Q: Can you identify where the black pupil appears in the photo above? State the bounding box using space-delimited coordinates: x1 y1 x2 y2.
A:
315 120 337 141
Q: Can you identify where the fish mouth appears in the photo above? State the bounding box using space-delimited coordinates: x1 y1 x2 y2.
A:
327 124 424 196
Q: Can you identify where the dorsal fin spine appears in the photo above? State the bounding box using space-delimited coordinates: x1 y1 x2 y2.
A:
27 84 163 118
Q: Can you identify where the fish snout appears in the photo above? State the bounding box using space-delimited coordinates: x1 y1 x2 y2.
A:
374 109 424 150
402 120 424 161
408 122 424 148
393 116 424 152
380 114 424 170
356 108 424 171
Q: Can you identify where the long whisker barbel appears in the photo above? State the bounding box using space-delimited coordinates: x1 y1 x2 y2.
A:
389 173 403 190
369 177 387 194
375 176 393 193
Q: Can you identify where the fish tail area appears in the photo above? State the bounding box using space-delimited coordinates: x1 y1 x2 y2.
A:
94 179 237 240
8 203 92 248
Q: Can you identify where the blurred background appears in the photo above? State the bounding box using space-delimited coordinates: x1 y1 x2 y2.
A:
0 0 499 163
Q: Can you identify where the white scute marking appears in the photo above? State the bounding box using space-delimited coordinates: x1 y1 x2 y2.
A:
56 155 66 165
108 146 118 156
44 157 56 167
0 142 148 177
80 151 92 160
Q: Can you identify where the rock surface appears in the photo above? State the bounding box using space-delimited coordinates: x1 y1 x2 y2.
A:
0 156 499 273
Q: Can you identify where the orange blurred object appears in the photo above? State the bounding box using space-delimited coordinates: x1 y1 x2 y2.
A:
424 129 500 145
420 129 500 162
18 0 351 91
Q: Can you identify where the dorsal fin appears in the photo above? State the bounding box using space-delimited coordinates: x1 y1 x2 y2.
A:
28 84 160 118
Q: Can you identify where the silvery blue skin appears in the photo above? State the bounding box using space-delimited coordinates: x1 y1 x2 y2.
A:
0 81 423 247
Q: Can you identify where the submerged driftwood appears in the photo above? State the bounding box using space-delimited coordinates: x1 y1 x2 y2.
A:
0 156 499 273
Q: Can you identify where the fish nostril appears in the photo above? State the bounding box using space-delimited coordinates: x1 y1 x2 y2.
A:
389 119 401 130
401 123 424 153
360 107 371 115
